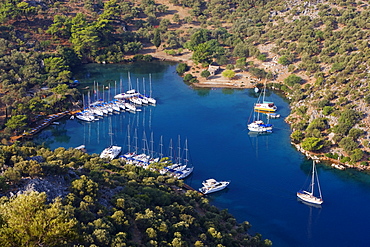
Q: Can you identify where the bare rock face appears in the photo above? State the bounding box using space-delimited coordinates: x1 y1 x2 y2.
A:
4 171 78 202
19 176 70 201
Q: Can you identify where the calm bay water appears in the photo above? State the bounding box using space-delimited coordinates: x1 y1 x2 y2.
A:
34 62 370 247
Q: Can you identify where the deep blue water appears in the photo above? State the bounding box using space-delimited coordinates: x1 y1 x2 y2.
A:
34 62 370 247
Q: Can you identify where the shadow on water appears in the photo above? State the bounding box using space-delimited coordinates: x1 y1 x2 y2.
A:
222 88 234 95
195 88 211 97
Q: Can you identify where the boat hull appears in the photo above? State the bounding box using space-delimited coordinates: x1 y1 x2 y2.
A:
100 146 122 160
297 191 323 205
199 180 230 194
254 102 277 112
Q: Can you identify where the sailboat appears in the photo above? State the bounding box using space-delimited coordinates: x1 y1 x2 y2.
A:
174 138 194 179
254 82 277 112
297 160 323 205
247 110 273 133
100 118 122 160
146 74 156 105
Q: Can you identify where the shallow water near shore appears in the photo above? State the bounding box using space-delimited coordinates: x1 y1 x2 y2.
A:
34 62 370 247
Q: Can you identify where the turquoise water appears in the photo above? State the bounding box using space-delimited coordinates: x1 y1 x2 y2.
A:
35 62 370 247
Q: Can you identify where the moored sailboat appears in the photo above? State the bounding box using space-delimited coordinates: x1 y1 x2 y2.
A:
253 83 277 112
100 118 121 160
297 160 323 205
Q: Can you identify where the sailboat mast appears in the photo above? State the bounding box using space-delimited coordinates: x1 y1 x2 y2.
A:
142 131 147 154
109 117 113 146
184 138 188 167
134 128 138 154
177 135 181 164
96 82 99 101
311 161 315 194
114 81 117 98
169 138 173 161
127 125 131 152
102 85 104 102
159 135 163 159
149 74 152 98
143 78 146 96
150 132 154 158
315 161 323 199
128 72 132 91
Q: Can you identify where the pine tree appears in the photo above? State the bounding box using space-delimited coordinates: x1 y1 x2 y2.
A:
152 29 161 49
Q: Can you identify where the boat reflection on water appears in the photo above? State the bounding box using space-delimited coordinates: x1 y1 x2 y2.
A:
297 197 322 209
247 131 272 137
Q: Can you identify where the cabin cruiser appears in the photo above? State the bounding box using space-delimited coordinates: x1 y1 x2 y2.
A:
199 178 230 194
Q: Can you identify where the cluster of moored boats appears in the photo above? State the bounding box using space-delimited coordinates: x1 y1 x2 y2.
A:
74 89 156 122
248 85 280 133
98 133 195 180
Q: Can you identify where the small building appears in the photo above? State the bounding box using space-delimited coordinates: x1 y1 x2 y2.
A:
208 65 220 76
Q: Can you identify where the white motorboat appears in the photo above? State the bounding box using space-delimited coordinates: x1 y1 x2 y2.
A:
297 160 323 205
199 178 230 194
100 145 122 160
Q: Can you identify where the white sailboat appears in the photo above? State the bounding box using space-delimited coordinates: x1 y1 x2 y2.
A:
147 74 156 105
173 138 193 179
248 110 273 133
254 83 277 112
297 160 323 205
100 118 121 160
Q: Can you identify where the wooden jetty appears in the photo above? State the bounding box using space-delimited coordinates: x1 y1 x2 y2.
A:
10 111 74 142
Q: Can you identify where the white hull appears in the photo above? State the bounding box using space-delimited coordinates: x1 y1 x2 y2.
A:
254 102 277 112
297 161 323 205
248 120 273 132
147 97 156 105
174 167 193 179
124 102 137 112
297 191 323 205
76 112 95 121
91 108 104 116
129 97 142 105
100 146 122 160
199 179 230 194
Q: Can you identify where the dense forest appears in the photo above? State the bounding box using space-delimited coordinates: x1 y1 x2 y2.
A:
0 0 370 245
0 144 271 246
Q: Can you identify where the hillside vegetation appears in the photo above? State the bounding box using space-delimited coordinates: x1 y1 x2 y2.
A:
0 145 271 246
0 0 369 167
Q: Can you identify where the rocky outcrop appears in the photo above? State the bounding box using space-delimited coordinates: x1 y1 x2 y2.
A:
3 171 78 202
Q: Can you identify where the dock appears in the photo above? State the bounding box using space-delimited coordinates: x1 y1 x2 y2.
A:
10 111 74 142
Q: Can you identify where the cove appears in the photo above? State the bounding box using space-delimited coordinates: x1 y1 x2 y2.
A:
34 62 370 247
